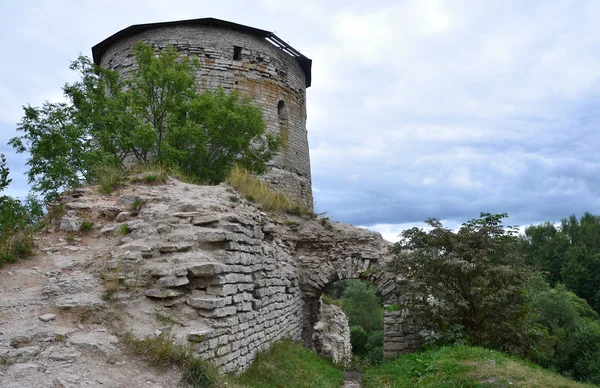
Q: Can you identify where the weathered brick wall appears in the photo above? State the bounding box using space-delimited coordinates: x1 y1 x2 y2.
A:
97 25 313 208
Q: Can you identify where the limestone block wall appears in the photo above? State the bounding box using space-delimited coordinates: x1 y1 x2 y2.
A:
312 301 352 367
96 25 313 208
51 179 417 373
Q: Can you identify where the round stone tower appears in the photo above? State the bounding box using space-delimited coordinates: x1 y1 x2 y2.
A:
92 18 313 208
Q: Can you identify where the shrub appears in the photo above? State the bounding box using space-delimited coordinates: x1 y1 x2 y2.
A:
80 220 94 231
389 213 536 354
0 194 43 267
350 325 369 356
119 224 131 235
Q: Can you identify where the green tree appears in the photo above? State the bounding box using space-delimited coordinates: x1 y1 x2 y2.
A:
528 283 600 383
0 153 11 193
10 42 279 202
389 213 536 354
520 213 600 312
341 280 383 333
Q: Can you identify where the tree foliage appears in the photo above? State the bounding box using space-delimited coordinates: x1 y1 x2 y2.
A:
342 280 384 333
389 213 536 353
0 157 43 266
10 42 279 202
528 283 600 383
0 153 11 193
521 213 600 312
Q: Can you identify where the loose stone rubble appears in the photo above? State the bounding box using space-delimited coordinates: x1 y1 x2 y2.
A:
0 176 418 386
312 301 352 367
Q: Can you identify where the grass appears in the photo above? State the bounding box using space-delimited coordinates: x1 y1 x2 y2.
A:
321 293 344 308
236 340 344 388
226 165 313 215
122 331 233 388
80 220 95 231
96 165 127 194
129 198 146 213
119 224 132 235
129 172 168 185
362 345 595 388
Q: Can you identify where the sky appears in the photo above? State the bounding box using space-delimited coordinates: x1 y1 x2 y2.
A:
1 1 600 241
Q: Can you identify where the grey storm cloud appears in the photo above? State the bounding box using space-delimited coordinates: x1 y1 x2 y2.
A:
2 0 600 241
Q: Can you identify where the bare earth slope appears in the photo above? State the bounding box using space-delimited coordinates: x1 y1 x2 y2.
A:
0 181 191 387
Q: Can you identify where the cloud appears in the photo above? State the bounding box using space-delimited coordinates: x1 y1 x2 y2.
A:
2 0 600 237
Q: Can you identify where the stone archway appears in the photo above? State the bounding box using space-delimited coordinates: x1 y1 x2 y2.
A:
291 222 420 359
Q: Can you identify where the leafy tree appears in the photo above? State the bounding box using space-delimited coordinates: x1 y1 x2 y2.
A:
389 213 536 354
10 42 279 202
341 280 383 333
527 282 600 383
0 153 11 193
521 213 600 312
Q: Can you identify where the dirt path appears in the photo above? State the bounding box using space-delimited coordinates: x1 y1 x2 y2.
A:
0 187 181 388
343 371 362 388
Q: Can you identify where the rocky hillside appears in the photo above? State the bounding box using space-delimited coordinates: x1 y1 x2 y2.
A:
0 174 390 387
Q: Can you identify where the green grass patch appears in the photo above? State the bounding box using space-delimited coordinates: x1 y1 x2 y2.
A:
226 165 312 216
80 220 94 231
362 345 594 388
122 331 230 387
236 340 344 388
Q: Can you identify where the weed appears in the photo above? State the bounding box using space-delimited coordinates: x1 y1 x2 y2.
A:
55 334 65 342
65 234 75 243
119 224 132 235
129 198 146 213
182 358 221 387
130 172 167 185
122 331 224 387
322 294 344 307
80 220 94 231
47 203 66 223
226 165 301 213
96 165 126 195
361 267 379 277
229 195 240 203
155 308 178 326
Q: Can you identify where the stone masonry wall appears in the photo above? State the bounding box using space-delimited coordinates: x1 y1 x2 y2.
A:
30 177 417 375
97 25 313 208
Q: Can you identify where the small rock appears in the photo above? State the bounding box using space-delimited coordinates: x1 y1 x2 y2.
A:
59 216 81 232
39 314 57 323
116 212 131 222
10 335 30 348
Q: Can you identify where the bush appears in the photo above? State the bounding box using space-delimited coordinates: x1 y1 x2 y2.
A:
389 213 536 354
0 195 43 266
527 282 600 383
350 325 369 356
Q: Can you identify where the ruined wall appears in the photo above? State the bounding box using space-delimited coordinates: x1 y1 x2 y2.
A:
30 178 417 374
312 301 352 367
97 25 312 208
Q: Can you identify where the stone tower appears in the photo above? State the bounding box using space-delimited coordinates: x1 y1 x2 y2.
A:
92 18 313 208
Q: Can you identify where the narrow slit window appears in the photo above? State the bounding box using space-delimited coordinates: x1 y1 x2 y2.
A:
233 46 242 60
278 100 288 121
